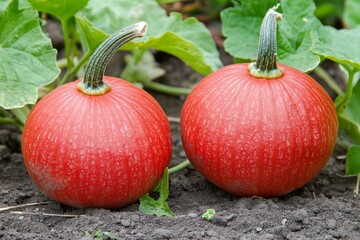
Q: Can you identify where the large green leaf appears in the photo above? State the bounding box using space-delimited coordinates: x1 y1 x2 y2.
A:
75 16 108 54
344 0 360 28
221 0 322 72
311 26 360 70
0 0 30 11
83 0 222 75
0 0 59 109
28 0 88 21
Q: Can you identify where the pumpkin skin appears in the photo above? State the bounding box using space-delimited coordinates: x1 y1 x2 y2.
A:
180 63 338 197
22 77 172 208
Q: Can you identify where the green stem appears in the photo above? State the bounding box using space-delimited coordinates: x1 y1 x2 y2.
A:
77 22 148 95
313 66 343 96
354 173 360 197
142 81 192 95
168 160 191 174
248 4 283 79
57 58 68 69
10 106 30 128
336 69 357 115
61 19 73 71
58 51 92 86
0 117 18 125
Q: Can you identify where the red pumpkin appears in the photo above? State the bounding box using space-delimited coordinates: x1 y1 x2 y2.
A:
22 22 172 208
180 7 338 197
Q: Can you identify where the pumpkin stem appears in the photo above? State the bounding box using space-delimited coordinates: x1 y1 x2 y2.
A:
248 4 283 79
77 22 148 95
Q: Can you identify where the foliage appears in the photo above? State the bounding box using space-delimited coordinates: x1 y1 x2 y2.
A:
202 208 216 221
0 0 59 109
139 168 175 217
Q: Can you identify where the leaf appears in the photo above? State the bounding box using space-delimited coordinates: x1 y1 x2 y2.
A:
121 50 165 83
0 0 31 11
346 146 360 176
83 0 222 75
344 0 360 28
202 208 216 221
221 0 322 72
0 0 60 109
139 168 175 217
311 26 360 70
28 0 88 21
75 16 108 53
344 80 360 125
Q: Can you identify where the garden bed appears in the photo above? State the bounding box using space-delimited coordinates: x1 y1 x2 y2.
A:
1 52 360 239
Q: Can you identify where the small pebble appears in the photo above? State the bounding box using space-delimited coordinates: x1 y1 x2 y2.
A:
18 216 24 221
256 227 263 232
121 219 131 228
205 230 218 237
153 228 173 239
131 214 140 222
188 212 198 218
327 219 337 230
258 234 274 240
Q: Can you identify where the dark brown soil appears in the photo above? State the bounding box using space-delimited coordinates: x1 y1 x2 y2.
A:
1 20 360 240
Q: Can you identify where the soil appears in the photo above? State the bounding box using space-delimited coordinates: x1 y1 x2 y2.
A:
1 20 360 240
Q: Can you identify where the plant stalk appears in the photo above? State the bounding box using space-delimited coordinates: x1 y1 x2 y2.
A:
354 173 360 197
142 81 192 95
61 19 73 71
248 4 283 79
313 66 343 96
77 22 148 95
336 69 357 115
168 159 191 174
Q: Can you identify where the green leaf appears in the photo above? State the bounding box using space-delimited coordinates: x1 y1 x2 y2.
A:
221 0 322 72
139 168 175 217
0 0 31 11
344 80 360 125
75 16 108 53
83 0 222 75
202 208 216 221
28 0 88 21
311 26 360 70
344 0 360 28
0 0 60 109
121 50 165 83
346 145 360 176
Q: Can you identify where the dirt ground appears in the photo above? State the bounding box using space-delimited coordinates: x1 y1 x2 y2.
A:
1 20 360 240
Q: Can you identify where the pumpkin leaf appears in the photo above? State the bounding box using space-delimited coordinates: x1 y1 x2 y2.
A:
311 26 360 70
121 50 165 84
346 146 360 176
0 0 59 109
75 16 108 54
83 0 222 75
344 0 360 28
28 0 88 21
221 0 322 72
139 168 175 217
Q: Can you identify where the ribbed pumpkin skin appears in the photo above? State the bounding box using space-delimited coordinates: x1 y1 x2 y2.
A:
22 77 172 208
180 64 338 197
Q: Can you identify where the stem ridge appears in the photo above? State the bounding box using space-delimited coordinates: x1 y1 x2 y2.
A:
77 22 148 95
248 4 283 79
